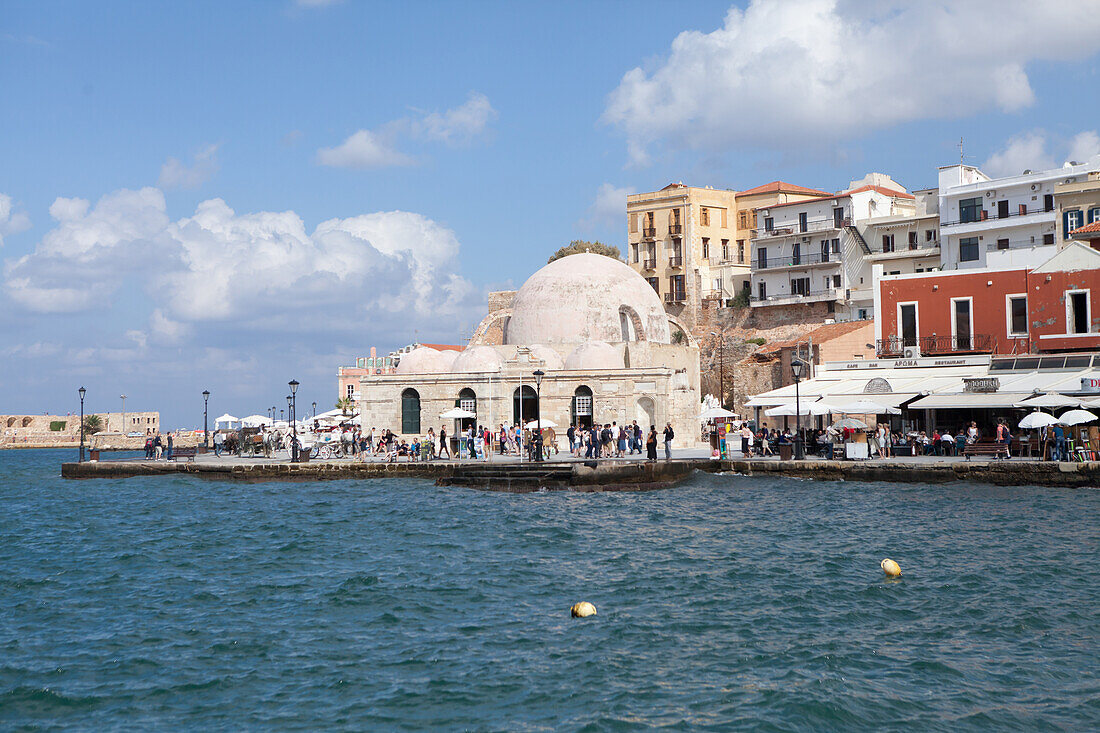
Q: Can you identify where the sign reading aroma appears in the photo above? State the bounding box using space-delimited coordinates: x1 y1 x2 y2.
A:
963 377 1000 393
1081 374 1100 392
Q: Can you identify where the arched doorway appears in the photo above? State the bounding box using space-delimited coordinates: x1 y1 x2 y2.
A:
572 385 594 429
458 388 477 431
635 396 655 430
512 385 538 425
401 388 421 434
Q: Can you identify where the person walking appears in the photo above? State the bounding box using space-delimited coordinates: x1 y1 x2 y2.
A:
213 430 224 457
663 423 674 460
165 433 174 461
438 426 450 459
646 425 658 461
153 433 163 460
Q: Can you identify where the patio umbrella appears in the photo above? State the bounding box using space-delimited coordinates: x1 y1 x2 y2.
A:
1018 411 1058 429
241 415 272 427
834 399 901 415
831 417 869 431
1056 409 1098 426
524 419 558 429
439 407 476 419
1014 393 1082 409
698 406 737 420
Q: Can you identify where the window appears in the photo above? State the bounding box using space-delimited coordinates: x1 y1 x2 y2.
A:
713 277 723 292
737 240 745 263
791 277 810 296
669 275 685 300
346 384 355 400
459 388 477 419
1068 291 1090 334
952 298 973 351
721 208 727 228
1064 209 1084 239
739 211 748 229
1044 194 1054 212
959 197 983 223
1089 207 1100 224
1043 233 1055 245
798 212 808 232
908 231 918 248
700 207 710 226
882 234 894 252
630 242 638 263
821 240 830 262
831 238 840 253
997 200 1009 219
997 238 1009 250
832 274 841 288
792 242 801 265
764 217 774 231
1007 295 1028 336
572 386 593 429
629 213 637 233
702 237 710 259
833 207 845 227
721 239 729 260
758 281 767 300
926 229 936 241
959 237 979 262
899 303 918 346
646 277 659 294
858 308 869 320
757 247 767 269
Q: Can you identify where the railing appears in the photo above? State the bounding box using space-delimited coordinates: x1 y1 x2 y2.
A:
642 226 656 238
876 334 996 357
873 240 940 255
942 205 1053 228
664 291 686 303
668 255 683 268
749 288 841 303
757 217 848 238
668 224 682 236
985 237 1054 252
754 252 837 269
642 257 656 270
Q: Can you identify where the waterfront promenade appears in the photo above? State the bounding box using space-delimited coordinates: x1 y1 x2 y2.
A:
62 451 1100 488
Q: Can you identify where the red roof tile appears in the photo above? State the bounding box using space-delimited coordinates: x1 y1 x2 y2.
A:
1071 220 1100 237
738 180 831 197
761 185 914 210
420 343 465 352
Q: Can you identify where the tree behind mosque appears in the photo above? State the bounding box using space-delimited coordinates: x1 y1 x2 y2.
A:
548 240 622 264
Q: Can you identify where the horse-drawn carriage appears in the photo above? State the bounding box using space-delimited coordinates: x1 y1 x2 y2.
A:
233 427 280 457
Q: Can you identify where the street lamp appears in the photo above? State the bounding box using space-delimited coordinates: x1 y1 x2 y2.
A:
120 393 126 435
288 379 299 462
312 401 317 419
791 358 805 460
709 331 725 408
202 390 210 449
78 386 86 462
532 369 545 462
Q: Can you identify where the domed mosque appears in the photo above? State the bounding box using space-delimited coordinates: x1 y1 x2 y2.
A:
356 253 702 446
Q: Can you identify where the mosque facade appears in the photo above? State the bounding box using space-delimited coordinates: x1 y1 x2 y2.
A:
356 253 704 447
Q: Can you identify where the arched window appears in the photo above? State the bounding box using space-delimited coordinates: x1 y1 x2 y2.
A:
512 385 538 425
401 389 421 434
22 417 32 428
572 385 593 429
458 388 477 431
6 417 15 428
619 305 645 342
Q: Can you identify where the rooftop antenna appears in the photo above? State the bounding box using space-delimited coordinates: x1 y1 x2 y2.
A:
958 137 964 164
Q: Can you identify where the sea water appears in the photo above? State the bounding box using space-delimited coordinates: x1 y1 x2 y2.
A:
2 449 1098 730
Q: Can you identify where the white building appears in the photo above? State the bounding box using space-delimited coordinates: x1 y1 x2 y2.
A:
860 188 941 278
938 158 1100 271
750 173 915 321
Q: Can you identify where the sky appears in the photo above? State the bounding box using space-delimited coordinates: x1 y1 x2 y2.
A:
2 0 1100 428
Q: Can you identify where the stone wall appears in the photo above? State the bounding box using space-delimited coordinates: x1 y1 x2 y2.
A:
2 412 163 449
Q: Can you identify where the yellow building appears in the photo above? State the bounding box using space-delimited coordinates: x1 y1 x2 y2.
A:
1054 171 1100 247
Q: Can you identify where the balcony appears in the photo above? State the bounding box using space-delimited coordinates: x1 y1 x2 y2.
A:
754 252 838 270
642 226 656 238
749 288 842 307
642 257 656 270
668 255 683 268
868 240 941 258
876 334 996 357
664 291 686 304
668 223 682 236
757 217 848 238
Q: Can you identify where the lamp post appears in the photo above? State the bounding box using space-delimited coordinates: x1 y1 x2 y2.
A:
791 358 805 460
532 370 545 462
312 401 317 419
202 390 210 449
78 386 86 462
289 380 299 462
709 331 725 408
120 393 126 435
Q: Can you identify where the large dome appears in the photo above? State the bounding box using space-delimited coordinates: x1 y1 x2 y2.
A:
395 347 451 375
451 345 504 373
505 253 671 345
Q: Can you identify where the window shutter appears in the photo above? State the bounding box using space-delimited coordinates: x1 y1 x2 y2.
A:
1063 211 1072 239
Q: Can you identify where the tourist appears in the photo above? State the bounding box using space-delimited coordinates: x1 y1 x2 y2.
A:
567 424 576 453
213 430 224 457
819 429 834 459
996 419 1011 459
966 421 979 444
759 428 773 457
633 421 642 455
663 422 674 460
439 426 450 459
426 428 435 461
586 425 599 459
165 433 173 461
616 423 627 458
739 424 751 456
646 424 658 461
1052 423 1066 461
144 435 154 459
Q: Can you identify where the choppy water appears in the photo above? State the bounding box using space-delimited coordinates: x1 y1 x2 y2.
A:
2 449 1098 730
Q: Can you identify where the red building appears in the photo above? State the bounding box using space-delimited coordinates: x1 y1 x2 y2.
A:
875 242 1100 356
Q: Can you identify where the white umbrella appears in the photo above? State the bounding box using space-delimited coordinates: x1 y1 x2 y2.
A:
1014 393 1082 408
765 402 833 417
1019 411 1058 429
1057 409 1098 426
524 419 558 429
834 399 901 415
440 407 476 419
698 406 737 420
831 417 869 430
241 414 272 427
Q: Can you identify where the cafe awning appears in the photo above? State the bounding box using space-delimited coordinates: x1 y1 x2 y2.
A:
907 393 1031 410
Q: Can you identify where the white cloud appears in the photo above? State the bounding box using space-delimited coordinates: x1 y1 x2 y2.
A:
316 92 496 168
0 194 32 246
4 188 478 333
315 129 414 169
579 183 633 230
983 129 1100 177
158 143 220 190
603 0 1100 164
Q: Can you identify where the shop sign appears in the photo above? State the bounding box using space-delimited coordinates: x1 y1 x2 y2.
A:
963 377 1000 393
1081 374 1100 392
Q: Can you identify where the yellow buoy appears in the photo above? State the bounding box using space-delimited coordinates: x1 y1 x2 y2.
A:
570 601 597 618
881 558 901 577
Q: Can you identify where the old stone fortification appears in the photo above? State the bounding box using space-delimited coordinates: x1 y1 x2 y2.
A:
1 411 171 449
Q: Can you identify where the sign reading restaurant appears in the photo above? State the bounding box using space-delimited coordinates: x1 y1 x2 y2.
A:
823 355 992 371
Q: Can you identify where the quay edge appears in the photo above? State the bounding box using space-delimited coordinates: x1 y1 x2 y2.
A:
59 458 1100 489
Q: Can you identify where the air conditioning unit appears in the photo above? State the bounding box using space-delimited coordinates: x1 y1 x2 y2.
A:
985 190 995 198
903 345 922 359
1031 183 1038 191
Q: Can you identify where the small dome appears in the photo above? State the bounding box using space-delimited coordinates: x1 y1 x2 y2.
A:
564 341 623 371
528 344 565 370
436 349 460 371
451 345 504 373
506 253 671 345
395 347 449 375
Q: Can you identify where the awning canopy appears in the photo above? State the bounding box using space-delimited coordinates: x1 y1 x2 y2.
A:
907 393 1031 410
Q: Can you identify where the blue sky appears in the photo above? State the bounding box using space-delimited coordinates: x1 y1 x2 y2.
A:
2 0 1099 427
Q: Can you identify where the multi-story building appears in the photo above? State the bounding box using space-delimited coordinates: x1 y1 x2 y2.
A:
937 159 1100 272
874 241 1100 357
626 183 739 330
750 173 915 321
860 188 941 278
1054 170 1100 247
